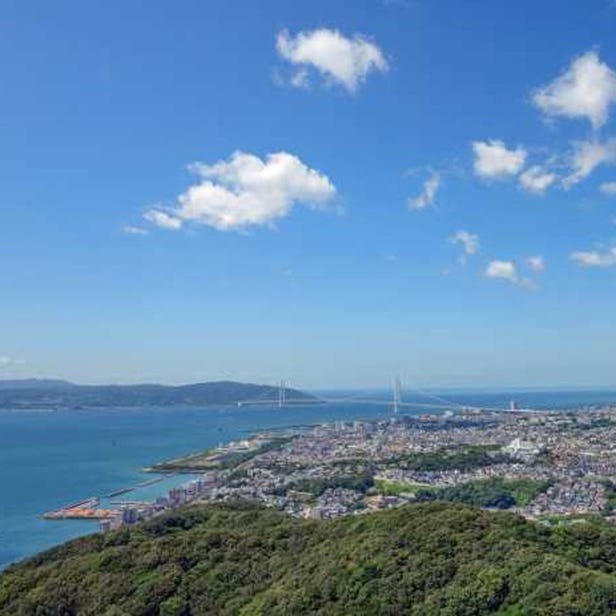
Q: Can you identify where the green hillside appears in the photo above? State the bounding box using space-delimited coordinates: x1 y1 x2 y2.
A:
3 501 616 615
0 380 315 409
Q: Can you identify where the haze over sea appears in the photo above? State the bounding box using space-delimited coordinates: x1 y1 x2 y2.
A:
2 388 616 570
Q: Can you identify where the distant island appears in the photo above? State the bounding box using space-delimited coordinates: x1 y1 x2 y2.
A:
0 379 316 409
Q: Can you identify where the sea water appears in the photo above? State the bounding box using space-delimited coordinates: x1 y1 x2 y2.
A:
2 389 616 570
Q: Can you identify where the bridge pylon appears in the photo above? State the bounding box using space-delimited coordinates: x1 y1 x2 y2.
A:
393 377 402 416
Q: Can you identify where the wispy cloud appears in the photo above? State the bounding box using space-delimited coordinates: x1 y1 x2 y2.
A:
122 225 149 235
408 172 440 210
449 230 479 264
600 181 616 195
527 255 546 273
562 138 616 189
571 245 616 268
0 356 26 368
144 210 183 230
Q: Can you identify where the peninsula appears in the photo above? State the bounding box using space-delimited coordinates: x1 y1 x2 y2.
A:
0 379 316 410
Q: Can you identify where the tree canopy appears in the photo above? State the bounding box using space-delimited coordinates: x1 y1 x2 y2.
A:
3 501 616 615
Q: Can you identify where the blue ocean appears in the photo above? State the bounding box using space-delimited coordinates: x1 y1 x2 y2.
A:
2 389 616 570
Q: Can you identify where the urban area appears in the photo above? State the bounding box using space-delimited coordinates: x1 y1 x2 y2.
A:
44 404 616 532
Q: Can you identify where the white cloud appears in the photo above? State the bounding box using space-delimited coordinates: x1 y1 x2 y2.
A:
532 51 616 129
562 138 616 189
600 181 616 195
408 172 440 210
485 260 519 283
449 230 479 264
276 28 389 93
527 255 546 273
122 225 149 235
145 151 336 232
289 68 310 89
0 356 25 368
472 140 527 179
144 210 183 230
571 245 616 268
485 260 534 289
518 165 557 194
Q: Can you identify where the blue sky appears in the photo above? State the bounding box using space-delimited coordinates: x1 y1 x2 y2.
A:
2 0 616 389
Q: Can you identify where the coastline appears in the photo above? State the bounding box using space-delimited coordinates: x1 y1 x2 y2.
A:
4 390 616 570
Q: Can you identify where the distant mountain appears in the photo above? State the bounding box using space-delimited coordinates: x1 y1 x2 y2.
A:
0 378 74 391
0 379 316 409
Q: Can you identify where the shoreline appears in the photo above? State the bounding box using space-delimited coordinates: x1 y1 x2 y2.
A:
5 394 616 571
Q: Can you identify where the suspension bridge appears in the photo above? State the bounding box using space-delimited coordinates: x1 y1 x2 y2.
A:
238 379 525 414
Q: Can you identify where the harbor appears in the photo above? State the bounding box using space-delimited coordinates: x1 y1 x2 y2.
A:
42 474 182 522
42 497 120 521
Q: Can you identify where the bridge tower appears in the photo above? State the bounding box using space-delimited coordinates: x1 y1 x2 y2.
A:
393 377 402 416
278 380 286 408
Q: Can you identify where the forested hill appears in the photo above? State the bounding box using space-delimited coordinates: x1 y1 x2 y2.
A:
3 502 616 615
0 380 315 409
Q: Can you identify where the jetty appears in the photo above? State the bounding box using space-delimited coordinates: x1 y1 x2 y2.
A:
105 475 169 498
106 486 133 498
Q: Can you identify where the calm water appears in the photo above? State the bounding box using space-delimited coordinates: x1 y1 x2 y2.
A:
2 388 616 570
